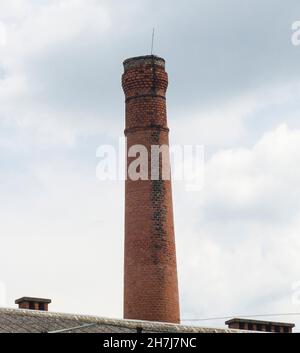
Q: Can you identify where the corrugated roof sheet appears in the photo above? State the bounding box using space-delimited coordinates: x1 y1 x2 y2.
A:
0 308 241 333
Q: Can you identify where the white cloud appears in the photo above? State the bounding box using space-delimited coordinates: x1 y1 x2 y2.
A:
175 124 300 328
0 0 30 21
172 79 300 148
0 0 114 145
204 124 300 221
3 0 111 56
0 157 124 318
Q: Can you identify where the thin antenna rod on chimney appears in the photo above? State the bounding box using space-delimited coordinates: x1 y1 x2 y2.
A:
151 28 155 55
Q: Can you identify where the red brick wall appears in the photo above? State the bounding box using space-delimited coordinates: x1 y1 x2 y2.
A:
122 56 180 324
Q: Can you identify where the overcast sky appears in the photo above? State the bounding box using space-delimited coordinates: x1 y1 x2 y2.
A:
1 0 300 330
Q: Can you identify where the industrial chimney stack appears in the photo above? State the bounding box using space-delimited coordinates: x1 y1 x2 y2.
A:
122 55 180 323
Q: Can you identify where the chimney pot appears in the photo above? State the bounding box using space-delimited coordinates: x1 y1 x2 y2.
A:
225 318 295 333
15 297 51 311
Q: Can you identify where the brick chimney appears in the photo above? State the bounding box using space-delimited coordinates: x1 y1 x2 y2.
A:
15 297 51 311
122 55 180 323
225 318 295 333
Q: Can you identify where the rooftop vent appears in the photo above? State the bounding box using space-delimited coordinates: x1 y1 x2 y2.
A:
15 297 51 311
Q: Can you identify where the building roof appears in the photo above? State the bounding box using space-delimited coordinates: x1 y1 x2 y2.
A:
0 307 242 333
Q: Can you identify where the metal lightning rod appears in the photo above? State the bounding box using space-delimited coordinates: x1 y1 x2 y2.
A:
151 28 155 55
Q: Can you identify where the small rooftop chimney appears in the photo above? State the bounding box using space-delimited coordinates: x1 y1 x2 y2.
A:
225 318 295 333
15 297 51 311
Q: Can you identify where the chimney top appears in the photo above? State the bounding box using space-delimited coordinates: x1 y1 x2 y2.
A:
123 55 165 71
15 297 51 311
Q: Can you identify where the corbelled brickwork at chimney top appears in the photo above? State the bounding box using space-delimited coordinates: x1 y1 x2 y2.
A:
122 55 180 324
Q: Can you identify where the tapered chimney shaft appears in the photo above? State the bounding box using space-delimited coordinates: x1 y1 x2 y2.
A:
122 55 180 323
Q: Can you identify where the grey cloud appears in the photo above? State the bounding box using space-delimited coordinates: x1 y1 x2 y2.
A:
3 0 299 145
